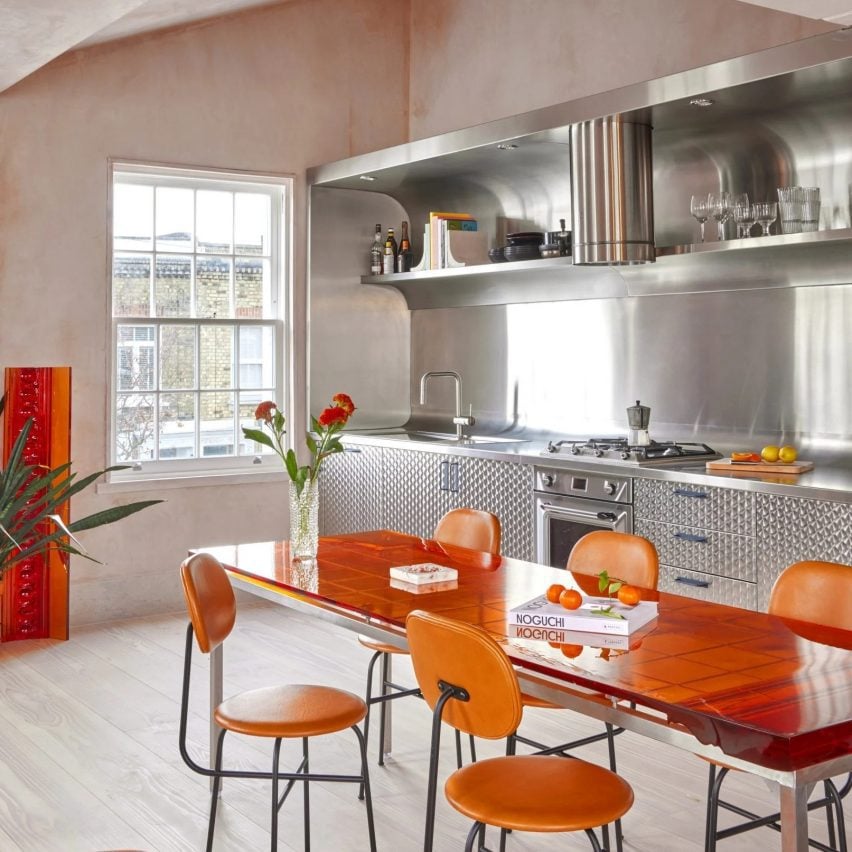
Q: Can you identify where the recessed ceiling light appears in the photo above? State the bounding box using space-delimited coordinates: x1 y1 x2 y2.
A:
497 143 519 150
689 97 715 108
359 174 376 181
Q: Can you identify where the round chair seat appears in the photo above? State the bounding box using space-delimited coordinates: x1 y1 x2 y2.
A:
358 634 409 655
445 754 633 833
215 684 366 738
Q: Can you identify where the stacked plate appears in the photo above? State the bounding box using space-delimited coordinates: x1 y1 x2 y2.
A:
503 231 544 262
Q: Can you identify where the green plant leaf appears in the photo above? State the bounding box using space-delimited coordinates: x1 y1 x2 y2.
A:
284 448 300 481
272 409 286 434
305 434 317 454
598 570 609 593
242 427 276 451
68 500 163 533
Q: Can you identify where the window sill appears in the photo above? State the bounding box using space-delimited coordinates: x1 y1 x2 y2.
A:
96 468 289 495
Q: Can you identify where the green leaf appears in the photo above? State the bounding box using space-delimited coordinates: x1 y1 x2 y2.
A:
68 500 163 533
589 607 626 620
305 434 317 454
242 428 276 451
284 449 300 481
272 409 286 434
598 570 609 593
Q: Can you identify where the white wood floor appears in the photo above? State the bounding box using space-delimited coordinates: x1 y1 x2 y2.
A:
0 601 844 852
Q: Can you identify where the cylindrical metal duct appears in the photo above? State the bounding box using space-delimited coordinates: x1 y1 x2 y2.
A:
570 117 655 264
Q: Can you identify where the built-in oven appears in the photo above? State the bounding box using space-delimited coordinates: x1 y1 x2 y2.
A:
534 466 633 568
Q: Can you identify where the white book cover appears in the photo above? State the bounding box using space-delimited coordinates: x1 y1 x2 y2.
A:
507 624 643 650
508 594 658 635
389 563 459 585
390 578 459 595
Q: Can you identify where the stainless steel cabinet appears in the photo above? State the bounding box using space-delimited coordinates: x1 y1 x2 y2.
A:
634 479 758 609
318 444 385 535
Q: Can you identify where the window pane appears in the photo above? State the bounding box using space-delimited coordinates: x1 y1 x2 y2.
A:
197 190 233 254
196 256 232 319
236 258 268 318
200 325 233 389
159 393 196 459
235 192 270 256
115 392 155 462
155 255 192 317
160 325 196 390
113 254 151 317
238 325 275 389
239 390 274 456
116 324 155 391
200 392 234 455
114 184 153 251
156 187 193 252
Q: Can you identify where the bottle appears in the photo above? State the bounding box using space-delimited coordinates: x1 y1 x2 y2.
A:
396 221 412 273
370 224 383 275
383 227 397 275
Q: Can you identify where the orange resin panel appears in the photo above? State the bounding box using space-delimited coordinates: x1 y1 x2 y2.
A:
197 530 852 773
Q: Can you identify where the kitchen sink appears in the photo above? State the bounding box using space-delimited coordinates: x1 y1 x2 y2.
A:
351 429 528 445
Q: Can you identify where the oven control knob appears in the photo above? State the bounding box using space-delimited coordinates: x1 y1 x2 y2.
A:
604 481 618 496
594 449 604 457
541 473 555 487
570 446 580 455
621 451 630 460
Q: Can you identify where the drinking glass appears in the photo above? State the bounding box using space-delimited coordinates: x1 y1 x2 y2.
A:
777 186 803 234
753 202 777 236
800 186 821 232
731 193 750 238
690 195 710 243
709 192 731 241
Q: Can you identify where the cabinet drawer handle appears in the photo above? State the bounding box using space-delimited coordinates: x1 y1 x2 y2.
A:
675 575 711 588
343 447 362 453
673 488 709 499
449 461 460 493
673 531 709 543
439 460 450 491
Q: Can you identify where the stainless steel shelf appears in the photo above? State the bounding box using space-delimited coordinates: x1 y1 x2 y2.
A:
362 229 852 309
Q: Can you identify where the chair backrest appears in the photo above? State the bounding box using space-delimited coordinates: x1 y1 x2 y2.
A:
180 552 237 654
567 530 659 590
406 610 522 739
433 507 501 554
769 560 851 630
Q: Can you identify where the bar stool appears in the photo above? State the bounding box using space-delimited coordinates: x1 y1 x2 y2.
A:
703 559 851 852
512 529 659 852
406 609 634 851
178 553 377 852
358 508 501 776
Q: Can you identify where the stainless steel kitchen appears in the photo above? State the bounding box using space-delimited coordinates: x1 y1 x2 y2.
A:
0 2 850 851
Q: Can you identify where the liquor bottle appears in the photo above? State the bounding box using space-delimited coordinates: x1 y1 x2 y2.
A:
396 220 412 273
370 224 383 275
383 227 398 275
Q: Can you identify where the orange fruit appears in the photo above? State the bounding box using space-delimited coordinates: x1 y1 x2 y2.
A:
546 583 566 603
559 588 582 610
617 584 641 607
560 643 584 659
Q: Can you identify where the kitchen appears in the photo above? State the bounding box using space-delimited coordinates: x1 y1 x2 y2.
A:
0 1 850 850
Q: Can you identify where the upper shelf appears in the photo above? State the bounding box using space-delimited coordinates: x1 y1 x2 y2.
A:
362 229 852 309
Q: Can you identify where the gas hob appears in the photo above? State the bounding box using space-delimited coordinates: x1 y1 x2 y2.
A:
542 437 721 466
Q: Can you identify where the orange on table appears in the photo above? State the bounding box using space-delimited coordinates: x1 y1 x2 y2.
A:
546 583 566 603
559 588 582 610
617 584 641 606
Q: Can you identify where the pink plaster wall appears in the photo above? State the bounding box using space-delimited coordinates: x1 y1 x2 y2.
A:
0 0 408 624
407 0 835 139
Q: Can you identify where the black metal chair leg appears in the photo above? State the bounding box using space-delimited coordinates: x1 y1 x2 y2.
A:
826 778 847 852
825 779 837 851
352 724 378 852
377 652 390 767
469 734 477 763
585 828 604 852
705 764 727 852
302 737 311 851
464 821 483 852
271 737 282 852
206 728 227 852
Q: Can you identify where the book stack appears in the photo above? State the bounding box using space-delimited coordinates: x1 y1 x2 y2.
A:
389 563 458 587
507 594 658 636
412 211 487 270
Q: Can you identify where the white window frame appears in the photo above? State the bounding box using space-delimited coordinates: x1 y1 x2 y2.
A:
107 161 290 484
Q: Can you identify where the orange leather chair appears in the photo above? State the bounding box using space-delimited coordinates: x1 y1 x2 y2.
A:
513 529 659 852
358 507 501 777
406 609 634 851
179 553 376 852
704 560 851 852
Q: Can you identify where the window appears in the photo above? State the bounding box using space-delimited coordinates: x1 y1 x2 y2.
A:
110 164 287 479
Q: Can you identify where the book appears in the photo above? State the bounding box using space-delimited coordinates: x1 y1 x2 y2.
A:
507 594 658 635
507 624 648 650
429 211 475 269
389 563 459 585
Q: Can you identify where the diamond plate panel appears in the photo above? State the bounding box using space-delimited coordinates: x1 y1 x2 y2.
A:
634 479 755 535
457 456 534 561
659 564 757 609
635 519 755 581
319 445 384 535
755 493 852 610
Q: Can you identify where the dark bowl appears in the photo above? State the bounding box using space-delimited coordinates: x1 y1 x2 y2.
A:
506 231 545 246
488 247 506 263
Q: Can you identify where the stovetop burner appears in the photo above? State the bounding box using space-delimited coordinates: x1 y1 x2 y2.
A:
543 437 721 466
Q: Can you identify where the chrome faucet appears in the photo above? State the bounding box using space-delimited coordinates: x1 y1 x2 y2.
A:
419 370 475 440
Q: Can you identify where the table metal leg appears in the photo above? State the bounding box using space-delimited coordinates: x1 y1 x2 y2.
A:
210 643 223 790
779 780 809 852
382 653 393 759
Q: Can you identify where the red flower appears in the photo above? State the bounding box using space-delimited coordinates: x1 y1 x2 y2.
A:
318 406 348 427
332 393 356 416
254 400 277 423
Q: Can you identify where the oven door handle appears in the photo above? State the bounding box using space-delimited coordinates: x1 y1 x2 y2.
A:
539 503 628 525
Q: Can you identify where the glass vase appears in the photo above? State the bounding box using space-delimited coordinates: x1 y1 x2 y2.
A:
289 479 319 560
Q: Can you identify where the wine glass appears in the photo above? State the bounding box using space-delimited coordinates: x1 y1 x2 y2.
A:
753 202 777 236
690 195 710 243
730 193 750 238
733 203 756 238
708 192 731 241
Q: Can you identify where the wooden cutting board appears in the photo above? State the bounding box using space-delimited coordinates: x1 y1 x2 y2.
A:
706 459 814 474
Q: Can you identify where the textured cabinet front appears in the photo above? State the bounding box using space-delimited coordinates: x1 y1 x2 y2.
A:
383 448 455 540
319 445 385 535
634 479 755 535
634 519 755 582
755 493 852 609
456 456 534 561
658 565 757 610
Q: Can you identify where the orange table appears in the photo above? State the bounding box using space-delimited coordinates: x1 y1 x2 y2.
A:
195 531 852 851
